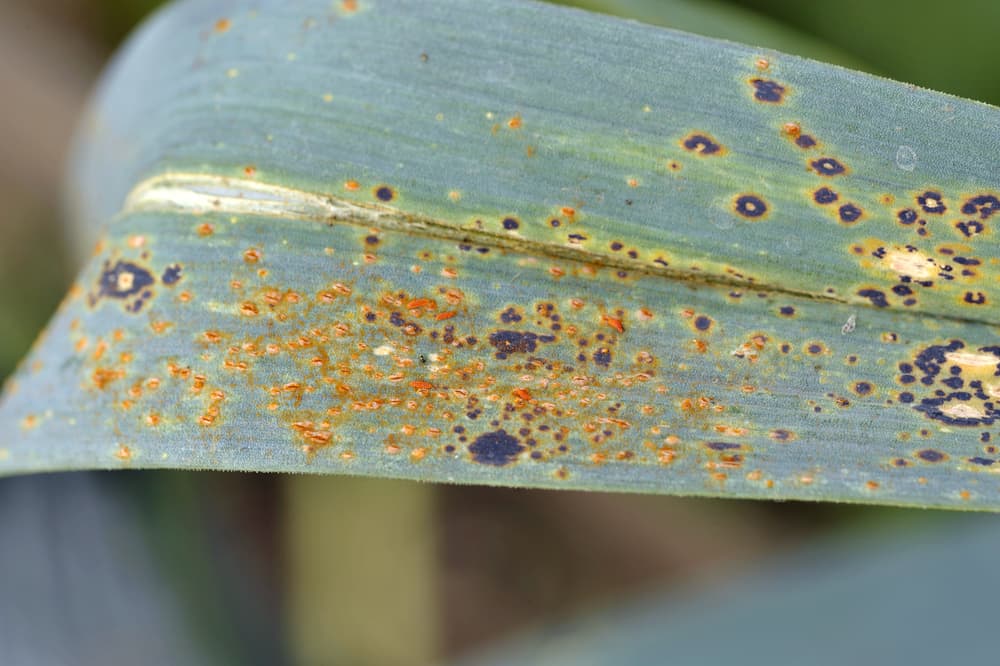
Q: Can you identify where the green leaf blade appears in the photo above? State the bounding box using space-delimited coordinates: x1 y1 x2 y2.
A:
4 0 1000 509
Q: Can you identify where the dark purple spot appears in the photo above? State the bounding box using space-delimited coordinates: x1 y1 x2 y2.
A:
734 194 768 218
694 315 713 331
706 441 740 451
375 185 395 202
969 457 994 466
365 235 380 246
956 220 985 237
161 264 182 285
488 331 552 359
813 187 838 205
682 133 723 155
899 392 914 403
499 307 522 323
854 381 873 395
942 376 964 389
917 449 945 463
857 289 889 308
750 78 786 103
838 203 863 223
897 209 918 225
502 217 520 230
779 306 795 316
469 429 524 466
917 191 946 214
810 157 846 176
961 194 1000 219
593 347 612 367
610 241 623 251
97 260 155 300
795 134 817 148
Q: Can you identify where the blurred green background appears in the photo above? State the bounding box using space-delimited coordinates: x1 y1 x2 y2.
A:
0 1 997 664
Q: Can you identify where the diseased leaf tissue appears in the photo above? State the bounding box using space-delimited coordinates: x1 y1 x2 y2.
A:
1 0 998 510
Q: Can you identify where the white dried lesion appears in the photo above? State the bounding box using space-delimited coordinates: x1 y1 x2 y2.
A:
881 247 938 281
944 350 1000 368
941 403 986 420
116 270 135 292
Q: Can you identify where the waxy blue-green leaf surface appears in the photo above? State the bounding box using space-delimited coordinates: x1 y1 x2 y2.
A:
2 0 999 509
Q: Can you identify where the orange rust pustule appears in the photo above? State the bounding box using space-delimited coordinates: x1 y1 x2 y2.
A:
92 368 124 390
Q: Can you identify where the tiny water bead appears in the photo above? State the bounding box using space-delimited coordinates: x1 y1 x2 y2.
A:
895 145 918 171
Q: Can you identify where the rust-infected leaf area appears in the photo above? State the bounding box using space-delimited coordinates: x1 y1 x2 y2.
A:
3 0 999 508
4 194 1000 508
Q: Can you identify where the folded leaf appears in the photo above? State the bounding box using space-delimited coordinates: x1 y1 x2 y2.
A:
2 0 999 509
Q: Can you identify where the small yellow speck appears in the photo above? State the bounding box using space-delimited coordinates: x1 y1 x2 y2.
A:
0 449 8 461
226 68 239 78
435 113 444 121
448 190 461 202
642 105 652 113
287 52 297 61
322 93 333 103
